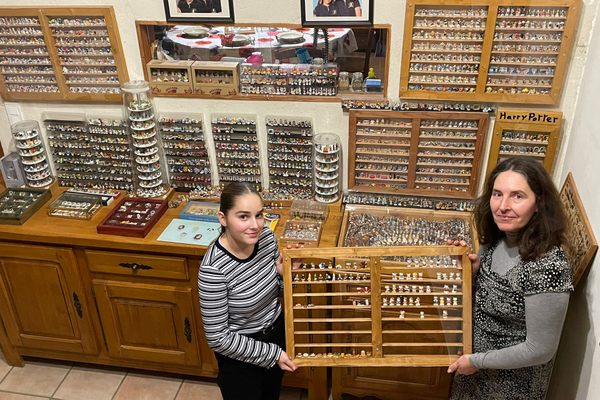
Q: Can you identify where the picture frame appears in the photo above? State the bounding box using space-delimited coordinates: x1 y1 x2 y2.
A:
559 172 598 288
301 0 373 27
163 0 235 23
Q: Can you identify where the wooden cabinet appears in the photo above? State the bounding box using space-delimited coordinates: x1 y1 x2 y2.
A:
93 279 200 366
400 0 581 105
0 243 97 354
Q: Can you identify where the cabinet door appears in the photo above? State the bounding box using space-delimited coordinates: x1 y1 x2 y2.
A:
333 367 452 400
93 280 200 366
0 243 97 354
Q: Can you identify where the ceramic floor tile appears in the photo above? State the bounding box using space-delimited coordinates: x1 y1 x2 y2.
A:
53 366 125 400
0 361 70 397
0 356 13 384
0 393 48 400
175 380 222 400
112 373 181 400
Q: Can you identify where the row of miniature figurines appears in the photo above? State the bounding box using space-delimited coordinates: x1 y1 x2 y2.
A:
293 272 462 282
297 260 461 270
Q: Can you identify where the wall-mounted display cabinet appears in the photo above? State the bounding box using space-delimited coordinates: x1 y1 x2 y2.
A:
400 0 581 105
486 108 562 176
0 7 128 102
348 110 488 199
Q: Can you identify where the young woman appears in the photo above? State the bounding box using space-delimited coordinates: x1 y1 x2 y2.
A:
314 0 338 16
448 157 573 399
198 182 296 400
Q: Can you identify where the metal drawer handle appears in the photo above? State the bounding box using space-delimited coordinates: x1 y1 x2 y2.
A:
118 262 153 271
72 293 83 319
184 318 192 343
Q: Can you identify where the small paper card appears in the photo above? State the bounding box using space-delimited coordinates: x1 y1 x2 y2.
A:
157 218 221 246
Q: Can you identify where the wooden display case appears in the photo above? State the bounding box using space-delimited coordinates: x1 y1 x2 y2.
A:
283 246 472 367
486 108 562 176
0 6 128 103
97 197 168 238
400 0 581 105
191 61 239 96
147 60 193 95
348 110 488 199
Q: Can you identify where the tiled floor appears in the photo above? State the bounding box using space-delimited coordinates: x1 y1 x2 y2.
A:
0 357 307 400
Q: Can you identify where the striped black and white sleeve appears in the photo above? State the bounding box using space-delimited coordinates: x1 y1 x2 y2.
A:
198 263 282 368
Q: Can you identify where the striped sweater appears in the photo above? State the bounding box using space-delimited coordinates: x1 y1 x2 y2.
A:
198 227 282 368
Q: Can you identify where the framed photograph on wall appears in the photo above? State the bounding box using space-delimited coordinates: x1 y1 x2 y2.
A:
163 0 235 23
301 0 373 26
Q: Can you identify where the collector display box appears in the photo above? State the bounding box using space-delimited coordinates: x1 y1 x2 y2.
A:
147 60 193 95
179 201 219 222
0 187 51 225
96 197 167 238
47 192 102 220
486 108 562 176
191 61 240 96
282 246 472 367
400 0 581 105
0 6 128 102
348 110 488 199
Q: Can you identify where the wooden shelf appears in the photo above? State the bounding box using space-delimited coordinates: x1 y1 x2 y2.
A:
283 246 472 368
400 0 581 105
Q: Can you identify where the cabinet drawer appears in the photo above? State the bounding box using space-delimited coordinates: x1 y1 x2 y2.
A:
85 250 189 280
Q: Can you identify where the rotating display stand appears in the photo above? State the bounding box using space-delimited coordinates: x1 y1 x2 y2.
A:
314 132 341 204
11 120 53 188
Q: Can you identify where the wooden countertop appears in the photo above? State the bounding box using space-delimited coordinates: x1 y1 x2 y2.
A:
0 185 343 256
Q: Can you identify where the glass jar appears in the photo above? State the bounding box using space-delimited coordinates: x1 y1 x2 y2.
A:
11 120 53 188
351 72 364 92
338 71 350 91
122 80 170 198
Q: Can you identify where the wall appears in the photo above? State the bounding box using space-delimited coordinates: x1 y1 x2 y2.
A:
548 1 600 398
0 1 599 397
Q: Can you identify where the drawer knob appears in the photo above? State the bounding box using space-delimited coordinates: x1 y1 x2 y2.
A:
72 292 83 319
118 262 153 271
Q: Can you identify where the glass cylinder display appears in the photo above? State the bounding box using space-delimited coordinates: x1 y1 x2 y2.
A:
314 132 341 203
11 120 53 188
121 80 169 198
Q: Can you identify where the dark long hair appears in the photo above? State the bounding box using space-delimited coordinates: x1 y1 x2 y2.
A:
219 182 261 233
474 157 566 261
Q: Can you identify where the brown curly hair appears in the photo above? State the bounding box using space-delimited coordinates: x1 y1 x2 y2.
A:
474 157 566 261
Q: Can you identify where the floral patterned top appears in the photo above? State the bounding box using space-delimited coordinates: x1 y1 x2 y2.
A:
451 242 573 400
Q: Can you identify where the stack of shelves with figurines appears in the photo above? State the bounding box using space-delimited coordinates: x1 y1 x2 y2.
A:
211 114 261 190
266 116 313 200
122 80 170 198
0 13 60 100
44 9 126 100
400 0 581 105
11 120 53 188
348 110 488 199
87 117 133 191
314 133 341 203
158 114 211 191
486 108 562 176
283 246 472 366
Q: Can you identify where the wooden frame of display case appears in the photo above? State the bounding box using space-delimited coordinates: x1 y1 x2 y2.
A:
147 60 194 95
400 0 581 105
282 245 472 367
348 110 488 199
191 61 239 96
486 108 562 177
135 21 391 101
559 173 598 288
0 6 128 103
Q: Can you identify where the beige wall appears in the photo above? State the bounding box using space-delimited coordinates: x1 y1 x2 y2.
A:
0 1 599 397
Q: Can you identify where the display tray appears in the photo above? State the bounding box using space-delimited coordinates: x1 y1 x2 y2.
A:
179 201 219 222
281 219 322 247
96 197 167 238
47 192 102 220
282 245 472 367
339 204 477 249
0 187 51 225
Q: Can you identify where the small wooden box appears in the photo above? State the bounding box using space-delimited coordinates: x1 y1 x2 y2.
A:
280 220 322 248
97 197 167 238
191 61 239 96
146 60 194 95
0 187 51 225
